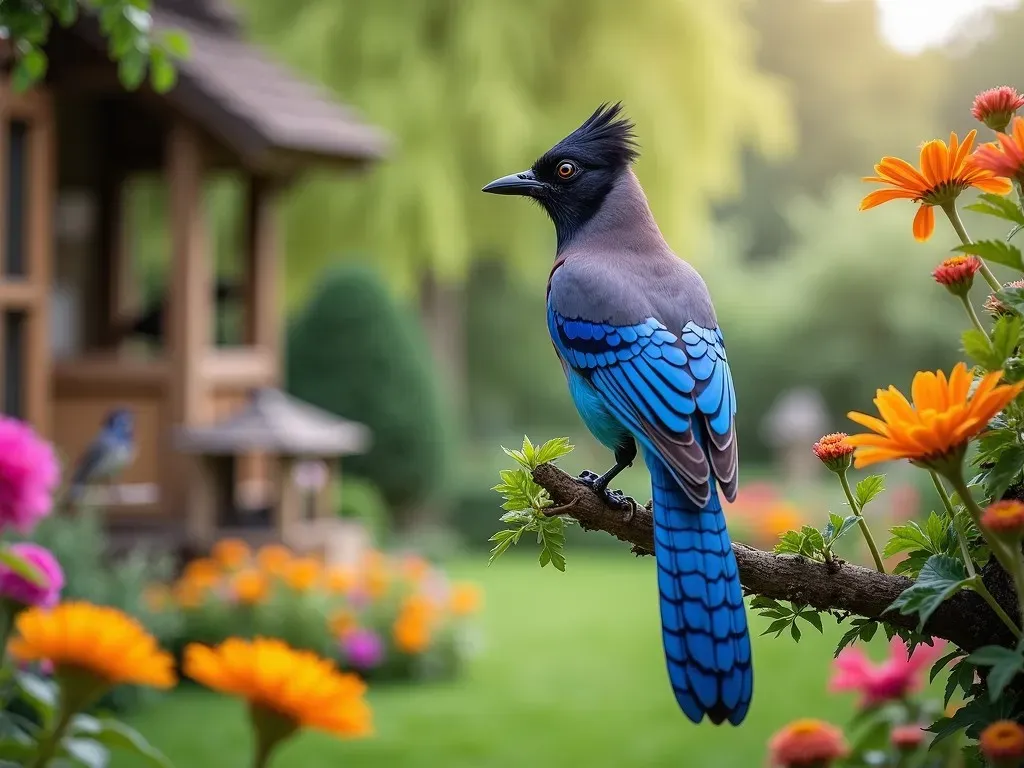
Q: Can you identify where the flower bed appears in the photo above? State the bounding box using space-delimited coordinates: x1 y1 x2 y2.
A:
153 541 484 684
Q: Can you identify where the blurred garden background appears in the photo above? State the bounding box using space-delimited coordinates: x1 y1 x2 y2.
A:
14 0 1024 765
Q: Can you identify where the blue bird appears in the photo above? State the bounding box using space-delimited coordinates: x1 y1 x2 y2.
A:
482 104 751 725
68 408 136 505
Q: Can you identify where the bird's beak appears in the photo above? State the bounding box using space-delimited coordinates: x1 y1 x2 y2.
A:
481 169 543 196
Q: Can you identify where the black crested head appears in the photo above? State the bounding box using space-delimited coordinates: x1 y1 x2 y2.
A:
481 103 640 251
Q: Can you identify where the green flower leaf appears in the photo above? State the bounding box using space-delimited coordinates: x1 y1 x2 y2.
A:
71 718 173 768
967 642 1024 702
61 737 109 768
855 474 886 508
954 240 1024 271
14 672 58 728
0 547 45 586
533 437 575 466
965 193 1024 228
962 328 1005 371
887 554 970 631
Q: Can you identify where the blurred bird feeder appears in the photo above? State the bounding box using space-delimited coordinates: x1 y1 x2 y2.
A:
174 387 370 557
761 387 828 488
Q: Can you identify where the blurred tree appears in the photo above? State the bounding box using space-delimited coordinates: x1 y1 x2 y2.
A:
232 0 793 400
720 0 950 261
285 266 449 531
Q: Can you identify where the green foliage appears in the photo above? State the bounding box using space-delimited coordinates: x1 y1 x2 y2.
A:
962 315 1022 372
0 0 188 93
334 476 391 544
489 437 576 571
887 554 970 632
286 266 449 525
966 639 1024 702
748 597 822 642
964 193 1024 229
854 475 886 508
882 512 958 578
954 239 1024 271
772 511 859 565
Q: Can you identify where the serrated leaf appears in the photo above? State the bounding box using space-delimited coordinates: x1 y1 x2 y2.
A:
887 554 970 631
943 657 976 707
983 444 1024 502
77 718 172 768
967 645 1024 701
534 437 574 465
965 193 1024 227
859 620 878 642
962 328 1003 371
749 596 782 611
162 29 190 58
790 622 801 642
993 315 1024 361
855 475 885 508
931 649 965 683
955 240 1024 271
883 522 933 558
799 610 824 633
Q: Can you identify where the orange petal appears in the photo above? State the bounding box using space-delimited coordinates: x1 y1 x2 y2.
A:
847 410 891 436
859 188 918 210
919 139 948 187
974 176 1013 195
913 205 935 241
874 157 928 192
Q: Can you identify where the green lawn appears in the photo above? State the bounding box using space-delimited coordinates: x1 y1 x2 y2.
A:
118 554 870 768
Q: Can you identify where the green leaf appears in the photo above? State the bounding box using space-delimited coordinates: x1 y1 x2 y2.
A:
14 672 57 727
887 554 970 631
954 240 1024 271
533 437 574 466
118 48 148 90
943 657 977 707
931 649 965 683
965 193 1024 227
79 718 173 768
0 548 45 586
20 48 48 81
883 522 932 558
962 328 1003 371
53 0 79 26
61 737 109 768
537 517 566 571
855 474 885 508
798 610 824 634
993 315 1024 361
162 29 191 58
0 737 35 762
966 644 1024 701
982 443 1024 502
149 48 176 93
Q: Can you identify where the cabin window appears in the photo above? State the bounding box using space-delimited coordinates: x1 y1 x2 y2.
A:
4 121 28 278
3 310 26 418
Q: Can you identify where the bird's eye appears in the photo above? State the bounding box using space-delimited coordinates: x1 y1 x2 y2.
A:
556 161 578 179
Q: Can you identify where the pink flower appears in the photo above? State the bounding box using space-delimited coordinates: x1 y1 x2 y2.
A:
830 638 946 708
0 417 59 533
342 628 384 670
0 543 63 608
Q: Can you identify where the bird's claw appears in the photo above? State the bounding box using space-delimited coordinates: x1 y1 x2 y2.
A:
577 471 638 522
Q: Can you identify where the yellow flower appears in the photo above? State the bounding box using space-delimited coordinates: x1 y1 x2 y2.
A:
232 569 269 606
860 131 1012 241
847 363 1024 469
184 637 371 738
449 583 483 617
211 538 251 570
761 503 804 539
282 557 321 592
364 566 390 599
393 615 431 654
329 610 358 639
9 602 176 689
256 545 292 576
182 557 220 587
173 580 207 609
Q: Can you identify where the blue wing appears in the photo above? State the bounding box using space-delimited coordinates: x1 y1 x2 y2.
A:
547 307 737 504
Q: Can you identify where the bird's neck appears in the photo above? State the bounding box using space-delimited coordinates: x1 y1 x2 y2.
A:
554 169 664 257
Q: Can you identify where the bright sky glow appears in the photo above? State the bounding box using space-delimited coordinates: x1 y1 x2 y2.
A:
875 0 1020 53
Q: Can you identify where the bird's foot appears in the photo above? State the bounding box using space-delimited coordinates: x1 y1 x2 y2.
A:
577 471 639 522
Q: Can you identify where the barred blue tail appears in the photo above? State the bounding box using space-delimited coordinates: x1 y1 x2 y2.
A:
648 454 752 725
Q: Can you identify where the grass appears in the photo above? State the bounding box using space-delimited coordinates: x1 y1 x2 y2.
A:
118 553 876 768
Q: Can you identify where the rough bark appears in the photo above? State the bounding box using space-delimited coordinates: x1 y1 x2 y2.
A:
533 462 1015 652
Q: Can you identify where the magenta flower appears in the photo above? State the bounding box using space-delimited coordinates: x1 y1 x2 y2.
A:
0 417 59 533
0 543 64 608
343 628 384 670
830 637 946 708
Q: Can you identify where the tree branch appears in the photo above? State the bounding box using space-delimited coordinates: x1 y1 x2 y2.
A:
533 462 1014 652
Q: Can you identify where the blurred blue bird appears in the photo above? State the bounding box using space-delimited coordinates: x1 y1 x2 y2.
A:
68 408 136 505
483 104 751 725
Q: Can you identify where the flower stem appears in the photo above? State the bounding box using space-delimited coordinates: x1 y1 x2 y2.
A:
29 706 75 768
838 471 886 573
941 201 1002 291
947 471 1024 627
958 295 991 341
930 472 976 578
968 574 1022 638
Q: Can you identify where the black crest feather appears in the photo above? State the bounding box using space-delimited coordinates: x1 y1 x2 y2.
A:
544 102 639 168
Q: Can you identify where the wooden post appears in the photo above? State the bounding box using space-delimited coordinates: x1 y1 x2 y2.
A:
165 120 212 521
244 176 280 369
278 456 300 545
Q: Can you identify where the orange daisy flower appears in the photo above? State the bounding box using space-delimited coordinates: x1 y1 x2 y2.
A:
811 432 854 473
975 116 1024 182
846 363 1024 470
932 255 981 297
211 538 250 570
980 720 1024 765
184 637 371 738
861 131 1011 241
982 500 1024 537
767 719 848 767
9 602 177 689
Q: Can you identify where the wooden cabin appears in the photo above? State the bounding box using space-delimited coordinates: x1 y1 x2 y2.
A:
0 0 385 548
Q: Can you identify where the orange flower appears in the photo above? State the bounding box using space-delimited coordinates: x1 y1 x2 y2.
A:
980 720 1024 766
932 255 981 298
10 602 176 689
449 582 483 617
973 86 1024 132
282 557 321 592
182 558 220 587
400 555 431 584
142 584 172 613
330 609 358 639
326 566 356 594
860 131 1011 241
846 363 1024 470
767 719 848 767
211 538 250 570
256 544 292 576
184 637 371 739
982 500 1024 537
812 433 855 473
975 116 1024 182
890 724 926 753
174 580 207 609
364 566 390 599
393 615 431 654
762 503 803 539
232 569 269 605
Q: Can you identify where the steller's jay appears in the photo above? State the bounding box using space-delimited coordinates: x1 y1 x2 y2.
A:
483 104 751 725
68 408 136 506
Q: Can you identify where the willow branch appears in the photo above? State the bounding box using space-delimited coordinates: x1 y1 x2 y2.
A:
533 462 1014 652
